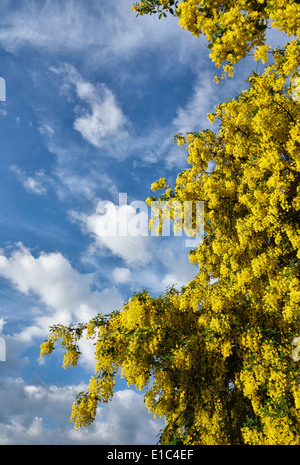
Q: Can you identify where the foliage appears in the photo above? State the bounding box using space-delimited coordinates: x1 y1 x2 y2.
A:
132 0 180 19
40 0 300 445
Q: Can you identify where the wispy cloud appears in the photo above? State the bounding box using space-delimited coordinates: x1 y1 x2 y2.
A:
0 0 202 67
10 164 53 196
0 0 103 53
172 71 219 134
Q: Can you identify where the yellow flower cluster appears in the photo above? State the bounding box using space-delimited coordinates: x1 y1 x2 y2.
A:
151 177 168 191
253 44 272 64
132 0 300 79
131 0 179 17
40 324 81 369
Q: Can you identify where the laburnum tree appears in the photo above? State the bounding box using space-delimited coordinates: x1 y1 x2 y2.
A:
40 1 300 445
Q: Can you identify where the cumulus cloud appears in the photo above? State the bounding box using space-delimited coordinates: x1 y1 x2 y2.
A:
130 241 198 293
69 192 199 290
71 198 153 267
0 378 164 445
112 267 132 284
0 243 123 343
69 389 165 445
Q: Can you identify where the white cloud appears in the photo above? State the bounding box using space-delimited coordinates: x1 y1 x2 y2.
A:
0 377 164 445
131 240 198 292
0 0 100 53
160 249 198 290
69 389 165 445
10 164 53 196
73 81 128 148
0 378 85 445
0 0 202 68
172 71 220 134
112 267 131 284
38 124 55 138
50 63 129 148
72 201 153 267
55 171 98 201
0 243 124 345
0 319 5 333
70 194 198 291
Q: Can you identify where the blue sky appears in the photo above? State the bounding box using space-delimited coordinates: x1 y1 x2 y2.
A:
0 0 290 445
